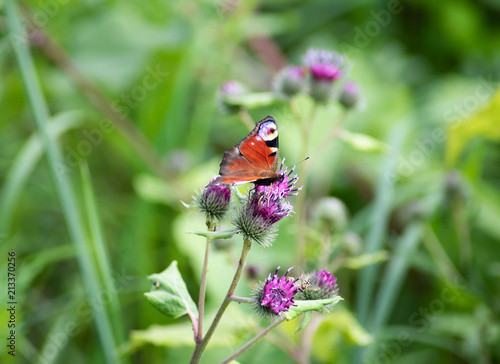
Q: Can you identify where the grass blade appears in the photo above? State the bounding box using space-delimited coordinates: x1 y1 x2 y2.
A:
80 162 129 349
0 112 84 235
4 2 120 362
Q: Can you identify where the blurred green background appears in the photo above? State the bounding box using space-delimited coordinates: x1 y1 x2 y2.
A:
1 0 500 363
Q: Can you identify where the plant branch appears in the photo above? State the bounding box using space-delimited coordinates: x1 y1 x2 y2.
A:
221 317 286 364
20 6 171 179
294 101 318 267
190 237 253 363
196 221 214 343
228 295 253 303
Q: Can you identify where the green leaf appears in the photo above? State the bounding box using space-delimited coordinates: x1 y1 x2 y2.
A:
446 88 500 166
284 297 343 320
343 250 390 270
145 261 198 319
128 306 256 351
130 323 196 348
186 229 237 239
337 130 390 153
223 92 282 108
292 311 312 335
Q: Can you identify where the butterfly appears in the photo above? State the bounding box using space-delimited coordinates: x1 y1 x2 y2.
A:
213 116 281 186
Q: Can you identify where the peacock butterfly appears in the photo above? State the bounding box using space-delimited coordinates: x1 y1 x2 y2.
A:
213 116 281 186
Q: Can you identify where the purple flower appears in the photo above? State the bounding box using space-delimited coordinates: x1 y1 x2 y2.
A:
315 269 338 296
339 81 360 109
296 269 339 302
273 66 306 97
255 165 299 201
233 166 300 246
302 49 346 82
220 80 246 96
253 267 298 318
217 81 249 114
194 178 231 223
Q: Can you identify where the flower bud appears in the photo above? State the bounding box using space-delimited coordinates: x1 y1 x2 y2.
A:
252 267 298 320
273 66 306 98
303 49 346 82
312 197 349 232
296 269 339 312
217 80 249 114
193 178 231 223
302 49 348 104
232 166 300 246
339 81 360 109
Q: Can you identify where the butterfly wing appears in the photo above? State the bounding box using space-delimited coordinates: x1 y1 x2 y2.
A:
215 116 280 185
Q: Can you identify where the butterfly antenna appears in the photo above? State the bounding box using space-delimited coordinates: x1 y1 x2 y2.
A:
295 156 310 166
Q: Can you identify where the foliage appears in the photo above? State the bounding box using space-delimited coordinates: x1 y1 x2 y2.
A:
1 0 500 363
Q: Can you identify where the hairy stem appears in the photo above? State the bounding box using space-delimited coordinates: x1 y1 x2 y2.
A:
221 317 286 364
190 237 252 363
228 295 253 303
294 102 317 267
196 221 214 343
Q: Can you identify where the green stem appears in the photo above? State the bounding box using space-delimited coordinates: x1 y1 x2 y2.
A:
294 102 317 267
228 296 253 303
20 11 170 179
4 2 118 363
451 195 471 268
80 163 127 346
190 237 253 363
423 223 463 282
221 317 285 364
196 221 214 343
299 312 322 364
239 108 256 130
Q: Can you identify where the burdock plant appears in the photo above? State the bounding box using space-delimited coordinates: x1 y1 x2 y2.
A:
143 46 362 363
144 155 342 363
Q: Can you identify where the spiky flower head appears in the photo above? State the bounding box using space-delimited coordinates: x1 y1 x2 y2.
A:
339 81 360 109
193 178 231 223
296 270 339 304
217 80 249 114
273 66 307 98
252 267 298 320
312 197 349 233
303 49 347 81
302 49 348 103
232 166 300 246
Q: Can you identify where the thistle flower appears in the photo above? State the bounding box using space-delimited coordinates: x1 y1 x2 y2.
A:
193 178 231 223
312 197 349 232
217 80 249 114
302 49 348 103
302 49 346 82
339 81 360 109
315 269 338 297
220 80 246 96
253 267 298 319
296 269 339 310
273 66 307 98
232 166 300 246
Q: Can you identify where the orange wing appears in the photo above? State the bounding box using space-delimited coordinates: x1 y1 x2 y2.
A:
215 116 280 185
